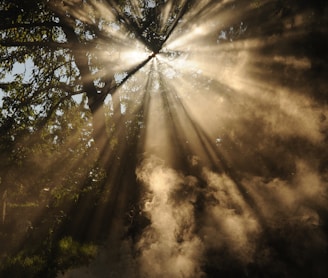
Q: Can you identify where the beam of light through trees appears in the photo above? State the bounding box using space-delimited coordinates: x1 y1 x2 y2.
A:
0 0 328 277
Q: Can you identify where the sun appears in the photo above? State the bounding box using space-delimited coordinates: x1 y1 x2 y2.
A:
121 48 152 65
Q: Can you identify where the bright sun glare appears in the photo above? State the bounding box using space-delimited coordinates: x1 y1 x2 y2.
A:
121 48 151 64
2 0 327 277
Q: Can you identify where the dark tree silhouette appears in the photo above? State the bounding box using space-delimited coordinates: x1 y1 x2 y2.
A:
1 0 328 277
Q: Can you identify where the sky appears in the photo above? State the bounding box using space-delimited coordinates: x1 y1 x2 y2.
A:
0 60 32 105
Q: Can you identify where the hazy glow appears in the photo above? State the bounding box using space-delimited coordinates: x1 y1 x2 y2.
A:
120 48 151 65
4 1 327 277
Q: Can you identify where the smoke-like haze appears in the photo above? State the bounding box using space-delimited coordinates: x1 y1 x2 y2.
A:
135 157 204 277
58 153 328 277
54 1 328 277
133 156 328 277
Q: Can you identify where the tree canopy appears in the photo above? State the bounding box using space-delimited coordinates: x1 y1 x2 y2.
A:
1 0 328 277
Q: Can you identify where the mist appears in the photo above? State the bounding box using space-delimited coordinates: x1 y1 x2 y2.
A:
1 0 327 277
58 1 328 277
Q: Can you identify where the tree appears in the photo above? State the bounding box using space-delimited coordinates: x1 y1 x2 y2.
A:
1 0 328 277
0 0 195 275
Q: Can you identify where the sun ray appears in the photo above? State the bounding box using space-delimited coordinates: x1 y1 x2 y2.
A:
2 0 328 276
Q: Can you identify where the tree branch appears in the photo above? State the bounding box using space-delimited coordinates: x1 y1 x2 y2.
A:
0 22 61 30
0 41 73 49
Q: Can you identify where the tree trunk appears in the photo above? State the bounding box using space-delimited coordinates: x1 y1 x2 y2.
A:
2 190 7 225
